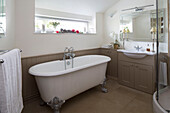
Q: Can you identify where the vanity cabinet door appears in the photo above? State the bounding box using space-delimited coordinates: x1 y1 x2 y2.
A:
135 64 153 93
118 61 135 88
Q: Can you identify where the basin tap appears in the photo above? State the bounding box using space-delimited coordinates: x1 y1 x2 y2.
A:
134 45 142 51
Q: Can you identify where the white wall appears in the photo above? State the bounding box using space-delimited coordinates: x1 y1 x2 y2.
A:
0 0 15 50
15 0 104 58
103 0 169 53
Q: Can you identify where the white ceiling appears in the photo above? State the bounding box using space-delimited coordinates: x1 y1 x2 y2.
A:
35 0 119 16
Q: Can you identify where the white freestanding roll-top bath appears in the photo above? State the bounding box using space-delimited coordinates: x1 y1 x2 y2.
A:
29 55 111 103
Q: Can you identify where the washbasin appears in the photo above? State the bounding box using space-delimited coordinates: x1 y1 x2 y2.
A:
117 49 156 59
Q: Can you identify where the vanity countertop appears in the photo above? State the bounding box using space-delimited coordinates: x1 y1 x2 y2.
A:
117 49 156 56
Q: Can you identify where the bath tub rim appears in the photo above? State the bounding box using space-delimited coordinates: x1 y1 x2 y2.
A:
29 55 111 77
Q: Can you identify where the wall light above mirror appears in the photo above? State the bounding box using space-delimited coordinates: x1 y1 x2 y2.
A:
0 0 6 38
34 0 118 34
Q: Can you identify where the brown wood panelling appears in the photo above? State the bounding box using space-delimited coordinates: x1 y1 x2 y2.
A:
99 48 118 79
22 48 101 102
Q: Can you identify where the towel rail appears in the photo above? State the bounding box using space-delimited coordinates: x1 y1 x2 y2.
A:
0 49 22 64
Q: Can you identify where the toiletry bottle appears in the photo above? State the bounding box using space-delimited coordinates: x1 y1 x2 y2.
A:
146 44 150 52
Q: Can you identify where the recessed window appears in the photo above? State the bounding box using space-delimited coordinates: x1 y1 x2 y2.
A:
34 6 96 35
35 15 89 34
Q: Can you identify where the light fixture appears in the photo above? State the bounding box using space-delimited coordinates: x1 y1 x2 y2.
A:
109 11 117 18
122 4 154 12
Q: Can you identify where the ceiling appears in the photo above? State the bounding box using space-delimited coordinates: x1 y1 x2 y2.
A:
35 0 119 16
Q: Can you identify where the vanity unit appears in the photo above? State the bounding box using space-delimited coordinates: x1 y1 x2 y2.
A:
100 48 156 94
117 50 156 94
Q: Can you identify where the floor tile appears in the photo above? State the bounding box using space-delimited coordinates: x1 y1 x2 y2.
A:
119 99 153 113
22 79 153 113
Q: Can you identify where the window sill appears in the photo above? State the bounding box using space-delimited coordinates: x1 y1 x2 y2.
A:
34 32 97 35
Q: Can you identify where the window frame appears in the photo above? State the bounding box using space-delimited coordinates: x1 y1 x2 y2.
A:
34 15 95 34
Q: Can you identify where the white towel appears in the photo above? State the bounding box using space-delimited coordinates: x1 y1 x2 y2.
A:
0 49 23 113
159 62 168 86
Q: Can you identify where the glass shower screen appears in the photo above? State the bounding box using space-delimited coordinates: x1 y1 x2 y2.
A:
156 0 170 112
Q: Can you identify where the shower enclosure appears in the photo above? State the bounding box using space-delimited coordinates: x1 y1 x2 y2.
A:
153 0 170 113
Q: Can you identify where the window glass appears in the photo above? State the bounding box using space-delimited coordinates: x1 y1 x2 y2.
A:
35 16 88 34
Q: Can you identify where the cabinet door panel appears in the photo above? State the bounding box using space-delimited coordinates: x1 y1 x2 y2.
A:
118 61 135 88
135 64 153 93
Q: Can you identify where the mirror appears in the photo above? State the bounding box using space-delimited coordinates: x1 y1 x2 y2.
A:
35 0 97 34
120 9 164 42
0 0 6 38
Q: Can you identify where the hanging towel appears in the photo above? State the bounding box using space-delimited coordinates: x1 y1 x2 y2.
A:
159 62 168 86
0 49 23 113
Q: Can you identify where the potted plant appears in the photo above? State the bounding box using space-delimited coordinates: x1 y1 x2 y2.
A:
113 39 120 49
49 22 60 29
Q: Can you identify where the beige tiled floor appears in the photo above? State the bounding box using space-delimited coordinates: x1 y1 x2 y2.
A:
22 79 153 113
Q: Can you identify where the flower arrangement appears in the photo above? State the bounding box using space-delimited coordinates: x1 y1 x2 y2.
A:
123 27 130 33
55 29 83 34
122 27 130 40
49 22 60 29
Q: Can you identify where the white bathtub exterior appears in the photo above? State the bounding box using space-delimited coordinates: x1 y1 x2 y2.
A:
29 55 111 102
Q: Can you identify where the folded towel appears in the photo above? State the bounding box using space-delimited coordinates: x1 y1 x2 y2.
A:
0 49 23 113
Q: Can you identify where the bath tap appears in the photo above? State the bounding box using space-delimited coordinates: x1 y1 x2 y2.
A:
134 45 142 51
64 47 75 59
63 47 75 70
